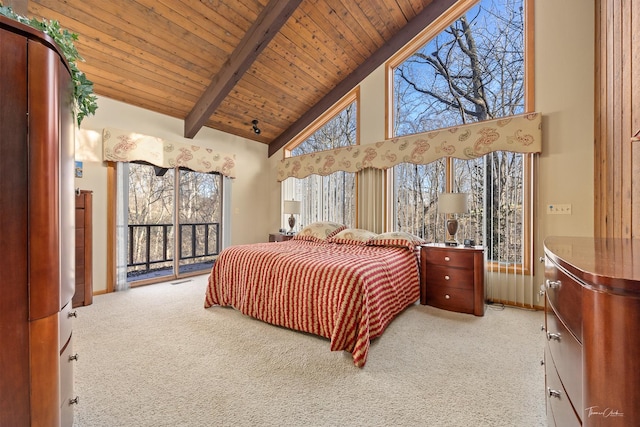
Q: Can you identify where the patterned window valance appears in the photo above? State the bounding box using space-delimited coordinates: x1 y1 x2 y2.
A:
103 128 236 178
277 112 541 181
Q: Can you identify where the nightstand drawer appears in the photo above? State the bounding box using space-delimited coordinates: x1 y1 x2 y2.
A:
269 233 294 242
426 286 474 313
424 248 474 268
425 265 474 290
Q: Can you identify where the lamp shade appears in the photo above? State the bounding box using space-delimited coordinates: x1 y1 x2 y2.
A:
283 200 301 215
438 193 469 214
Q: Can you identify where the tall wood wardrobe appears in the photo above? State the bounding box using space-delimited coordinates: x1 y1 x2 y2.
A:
0 16 76 426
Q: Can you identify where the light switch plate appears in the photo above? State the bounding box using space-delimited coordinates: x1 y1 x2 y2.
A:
547 204 572 215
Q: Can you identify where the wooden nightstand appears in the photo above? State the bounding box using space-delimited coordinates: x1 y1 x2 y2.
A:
269 233 294 242
420 244 485 316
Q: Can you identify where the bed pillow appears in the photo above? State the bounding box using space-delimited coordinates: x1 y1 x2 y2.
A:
293 221 347 242
327 228 378 245
367 231 426 250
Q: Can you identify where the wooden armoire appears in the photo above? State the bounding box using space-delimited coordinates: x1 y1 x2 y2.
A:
0 16 76 426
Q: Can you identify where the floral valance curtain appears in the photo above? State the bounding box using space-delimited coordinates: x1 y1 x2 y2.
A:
103 128 237 178
277 112 541 181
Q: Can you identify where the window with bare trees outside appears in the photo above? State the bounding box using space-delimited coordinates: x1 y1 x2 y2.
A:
390 0 531 271
127 162 221 282
283 91 358 229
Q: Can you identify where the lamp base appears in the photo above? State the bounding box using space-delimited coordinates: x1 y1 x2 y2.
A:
444 241 459 247
288 214 296 234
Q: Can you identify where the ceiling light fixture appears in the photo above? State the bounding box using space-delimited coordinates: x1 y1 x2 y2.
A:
252 119 261 135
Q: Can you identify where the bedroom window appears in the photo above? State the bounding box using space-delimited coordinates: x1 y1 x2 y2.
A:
388 0 533 273
282 89 358 229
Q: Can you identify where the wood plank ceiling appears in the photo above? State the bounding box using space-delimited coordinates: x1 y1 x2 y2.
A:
26 0 454 156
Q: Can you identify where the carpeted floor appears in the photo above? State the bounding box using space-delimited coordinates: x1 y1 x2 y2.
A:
71 274 546 427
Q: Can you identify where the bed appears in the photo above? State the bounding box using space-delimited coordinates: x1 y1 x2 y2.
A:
204 223 423 367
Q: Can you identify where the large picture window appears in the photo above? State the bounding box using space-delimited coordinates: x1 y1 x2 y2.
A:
390 0 531 271
283 90 358 229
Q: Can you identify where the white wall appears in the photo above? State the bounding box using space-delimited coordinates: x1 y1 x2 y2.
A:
75 97 270 294
269 0 595 307
535 0 595 239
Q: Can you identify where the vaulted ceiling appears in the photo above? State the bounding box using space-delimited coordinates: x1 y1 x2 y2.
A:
26 0 457 156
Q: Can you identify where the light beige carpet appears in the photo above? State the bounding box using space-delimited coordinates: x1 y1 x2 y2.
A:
72 274 545 427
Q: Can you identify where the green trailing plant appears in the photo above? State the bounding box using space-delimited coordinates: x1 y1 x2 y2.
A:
0 5 98 126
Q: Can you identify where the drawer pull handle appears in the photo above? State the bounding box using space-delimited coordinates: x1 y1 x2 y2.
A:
547 388 562 399
445 294 450 299
444 275 450 280
546 279 561 289
444 256 450 262
546 332 561 342
69 396 79 405
68 311 78 318
69 353 79 362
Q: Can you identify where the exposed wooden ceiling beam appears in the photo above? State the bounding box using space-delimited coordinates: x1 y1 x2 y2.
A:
184 0 303 139
268 0 459 157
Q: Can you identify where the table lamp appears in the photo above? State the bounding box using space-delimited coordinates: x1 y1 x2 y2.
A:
283 200 301 234
438 193 469 246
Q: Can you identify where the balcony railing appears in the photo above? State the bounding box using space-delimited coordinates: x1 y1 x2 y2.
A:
127 222 220 276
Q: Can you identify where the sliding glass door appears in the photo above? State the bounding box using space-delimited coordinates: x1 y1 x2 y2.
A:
177 169 220 275
125 162 221 284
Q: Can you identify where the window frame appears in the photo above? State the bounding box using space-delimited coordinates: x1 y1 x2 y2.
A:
385 0 535 275
107 161 224 291
283 87 360 157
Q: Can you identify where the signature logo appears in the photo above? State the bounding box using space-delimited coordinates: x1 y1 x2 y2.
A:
585 406 624 418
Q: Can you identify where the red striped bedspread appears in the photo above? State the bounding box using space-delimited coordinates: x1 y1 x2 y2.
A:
204 239 420 367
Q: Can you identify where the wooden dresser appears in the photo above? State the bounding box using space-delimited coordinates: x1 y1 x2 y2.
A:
74 190 93 308
420 244 485 316
0 16 77 426
544 236 640 426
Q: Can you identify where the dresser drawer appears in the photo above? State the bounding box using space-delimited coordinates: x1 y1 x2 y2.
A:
545 346 581 427
426 286 474 313
59 302 74 351
424 248 474 268
545 300 582 421
75 193 85 208
545 257 582 341
426 264 474 290
75 208 85 227
60 336 76 426
60 336 75 407
76 227 85 248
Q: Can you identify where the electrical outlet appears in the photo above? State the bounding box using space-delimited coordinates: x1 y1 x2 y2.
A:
547 204 572 215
